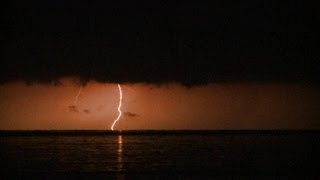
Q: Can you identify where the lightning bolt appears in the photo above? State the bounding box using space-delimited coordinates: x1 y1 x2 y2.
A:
111 84 123 131
74 86 83 104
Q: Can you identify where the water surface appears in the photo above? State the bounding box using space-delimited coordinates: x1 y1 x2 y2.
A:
0 130 319 178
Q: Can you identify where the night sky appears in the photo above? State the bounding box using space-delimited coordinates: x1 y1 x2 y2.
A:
1 0 319 85
1 1 320 130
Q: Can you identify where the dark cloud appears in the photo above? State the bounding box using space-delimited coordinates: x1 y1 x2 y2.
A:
1 0 319 85
124 112 139 118
69 106 90 114
68 105 78 113
83 109 90 114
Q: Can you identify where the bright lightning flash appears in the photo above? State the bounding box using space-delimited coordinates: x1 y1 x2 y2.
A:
111 84 123 131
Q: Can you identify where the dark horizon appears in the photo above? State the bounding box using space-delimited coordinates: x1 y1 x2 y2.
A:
1 129 319 137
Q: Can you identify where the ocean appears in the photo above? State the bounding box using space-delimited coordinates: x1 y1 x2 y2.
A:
0 130 319 179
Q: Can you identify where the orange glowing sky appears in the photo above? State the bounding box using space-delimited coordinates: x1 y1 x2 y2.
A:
0 78 319 130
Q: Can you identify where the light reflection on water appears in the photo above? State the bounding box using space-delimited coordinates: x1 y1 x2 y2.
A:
117 135 123 172
0 133 318 175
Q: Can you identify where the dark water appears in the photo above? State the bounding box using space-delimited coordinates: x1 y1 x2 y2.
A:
0 131 319 179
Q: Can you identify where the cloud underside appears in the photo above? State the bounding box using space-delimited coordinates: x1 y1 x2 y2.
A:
1 67 319 87
1 0 320 86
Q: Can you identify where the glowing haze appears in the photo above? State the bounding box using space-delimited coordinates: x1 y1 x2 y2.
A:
0 78 319 130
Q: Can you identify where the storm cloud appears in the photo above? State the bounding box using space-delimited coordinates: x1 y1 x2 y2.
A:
83 109 90 114
68 105 79 113
124 112 139 118
1 0 319 86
